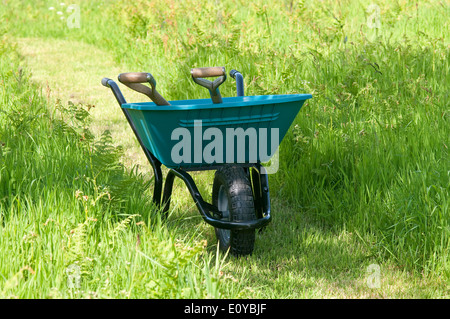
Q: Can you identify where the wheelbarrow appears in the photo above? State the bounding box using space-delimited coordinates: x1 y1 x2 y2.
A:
101 67 312 256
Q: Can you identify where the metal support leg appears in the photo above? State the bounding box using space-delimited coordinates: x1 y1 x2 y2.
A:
102 77 163 206
251 167 263 219
162 169 176 216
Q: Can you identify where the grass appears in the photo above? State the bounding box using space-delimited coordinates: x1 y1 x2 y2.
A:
16 37 150 171
1 0 449 298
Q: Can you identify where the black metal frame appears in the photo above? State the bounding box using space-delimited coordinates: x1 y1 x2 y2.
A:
101 70 271 231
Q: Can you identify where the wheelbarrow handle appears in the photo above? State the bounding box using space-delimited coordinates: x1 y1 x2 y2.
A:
229 69 244 97
191 67 226 78
102 77 126 106
191 67 226 104
118 72 170 106
118 72 154 85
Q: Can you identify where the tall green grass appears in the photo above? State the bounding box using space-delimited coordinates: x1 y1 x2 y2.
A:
2 0 449 292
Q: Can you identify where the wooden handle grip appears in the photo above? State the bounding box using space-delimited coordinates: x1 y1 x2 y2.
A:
117 72 170 105
118 72 149 84
191 67 226 78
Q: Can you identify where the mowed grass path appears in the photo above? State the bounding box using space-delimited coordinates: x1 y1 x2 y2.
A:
18 37 148 172
16 37 448 298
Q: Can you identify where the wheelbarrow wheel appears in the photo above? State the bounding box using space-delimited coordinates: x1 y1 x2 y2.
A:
212 165 256 256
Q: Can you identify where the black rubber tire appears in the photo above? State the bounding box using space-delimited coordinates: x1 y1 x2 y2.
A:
212 165 256 256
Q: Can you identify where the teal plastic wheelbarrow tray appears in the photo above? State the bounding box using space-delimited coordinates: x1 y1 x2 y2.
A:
122 94 311 169
102 67 312 256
